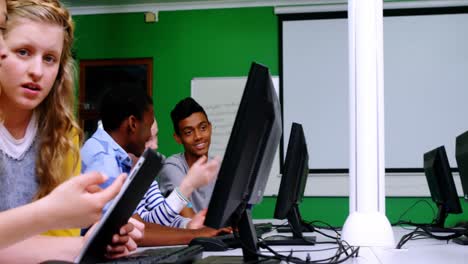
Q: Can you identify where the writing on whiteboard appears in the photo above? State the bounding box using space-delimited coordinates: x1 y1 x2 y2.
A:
191 76 281 195
204 102 239 158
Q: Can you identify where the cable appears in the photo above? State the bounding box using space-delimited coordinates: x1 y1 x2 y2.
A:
264 240 359 264
232 228 360 264
314 227 340 240
392 199 436 226
272 247 340 253
271 220 289 231
396 225 466 249
304 220 342 238
255 219 359 263
260 234 359 263
307 220 342 232
301 219 341 243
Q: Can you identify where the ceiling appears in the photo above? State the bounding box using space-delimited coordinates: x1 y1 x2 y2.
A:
61 0 334 15
63 0 243 6
61 0 465 15
60 0 458 8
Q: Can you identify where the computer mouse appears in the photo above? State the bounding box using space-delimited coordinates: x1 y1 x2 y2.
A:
188 237 229 252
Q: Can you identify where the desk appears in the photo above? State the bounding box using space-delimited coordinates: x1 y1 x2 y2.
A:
197 224 468 264
370 228 468 264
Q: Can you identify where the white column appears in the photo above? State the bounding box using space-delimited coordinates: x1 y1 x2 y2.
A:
341 0 394 247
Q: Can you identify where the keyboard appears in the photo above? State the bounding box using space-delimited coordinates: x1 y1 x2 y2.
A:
216 223 274 245
189 223 274 251
99 245 203 264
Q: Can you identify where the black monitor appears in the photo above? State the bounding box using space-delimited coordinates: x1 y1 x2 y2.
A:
454 130 468 245
204 62 282 263
423 146 462 228
456 130 468 201
272 122 315 245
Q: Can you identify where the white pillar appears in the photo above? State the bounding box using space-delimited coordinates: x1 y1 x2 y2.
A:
341 0 394 247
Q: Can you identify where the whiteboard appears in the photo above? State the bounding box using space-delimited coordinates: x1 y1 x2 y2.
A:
191 76 281 195
282 12 468 171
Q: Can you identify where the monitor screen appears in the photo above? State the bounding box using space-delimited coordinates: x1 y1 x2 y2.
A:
455 130 468 200
274 123 309 235
423 146 462 227
204 62 282 262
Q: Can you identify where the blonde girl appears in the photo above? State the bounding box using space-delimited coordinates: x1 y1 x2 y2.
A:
0 0 142 261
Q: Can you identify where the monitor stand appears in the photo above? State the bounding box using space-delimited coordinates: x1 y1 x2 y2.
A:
262 234 316 246
198 205 280 264
267 205 316 245
276 224 314 233
424 224 468 245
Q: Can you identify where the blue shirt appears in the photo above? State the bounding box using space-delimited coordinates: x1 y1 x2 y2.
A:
81 128 132 188
80 128 191 228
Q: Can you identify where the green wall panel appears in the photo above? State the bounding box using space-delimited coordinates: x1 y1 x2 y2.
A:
74 7 278 156
253 197 468 227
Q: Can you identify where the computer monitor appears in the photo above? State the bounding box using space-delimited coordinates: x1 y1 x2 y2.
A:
204 62 282 262
273 122 315 245
456 130 468 201
454 130 468 245
423 146 462 228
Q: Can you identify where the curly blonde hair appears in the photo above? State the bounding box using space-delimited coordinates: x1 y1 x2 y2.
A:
5 0 82 199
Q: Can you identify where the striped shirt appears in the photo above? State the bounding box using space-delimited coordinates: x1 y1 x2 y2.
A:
135 181 190 228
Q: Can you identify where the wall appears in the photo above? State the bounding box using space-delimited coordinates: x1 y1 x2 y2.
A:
281 11 468 171
73 7 468 227
256 197 468 227
74 7 278 156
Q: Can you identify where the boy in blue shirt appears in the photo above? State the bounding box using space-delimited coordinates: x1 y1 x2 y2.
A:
81 87 226 245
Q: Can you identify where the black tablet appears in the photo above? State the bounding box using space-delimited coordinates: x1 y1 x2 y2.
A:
75 148 163 264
